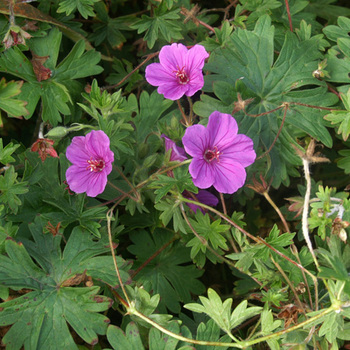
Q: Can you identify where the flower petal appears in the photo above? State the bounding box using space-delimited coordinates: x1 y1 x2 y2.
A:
161 135 187 161
66 136 89 165
185 70 205 97
196 190 219 207
182 124 209 158
189 159 215 189
186 44 209 71
145 63 176 87
207 111 238 149
159 43 187 71
157 81 188 100
221 134 256 167
212 161 246 194
85 130 112 159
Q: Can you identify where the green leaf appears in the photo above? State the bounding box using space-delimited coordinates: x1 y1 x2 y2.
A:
131 2 183 49
0 166 28 214
185 288 262 335
186 211 230 267
0 219 130 349
0 78 28 117
337 149 350 174
128 229 204 313
325 89 350 140
106 322 145 350
57 0 99 19
0 140 20 164
0 28 103 126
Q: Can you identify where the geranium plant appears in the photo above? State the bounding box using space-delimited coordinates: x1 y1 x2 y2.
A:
2 0 350 349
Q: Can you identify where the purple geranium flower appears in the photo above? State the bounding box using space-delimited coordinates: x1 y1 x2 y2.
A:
162 134 218 213
184 190 219 214
145 43 209 100
182 111 256 194
65 130 114 197
161 134 187 162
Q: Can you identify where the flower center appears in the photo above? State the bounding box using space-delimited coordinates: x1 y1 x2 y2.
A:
204 147 221 163
174 66 189 84
87 158 105 172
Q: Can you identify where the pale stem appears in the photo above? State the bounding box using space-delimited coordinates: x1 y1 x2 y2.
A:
263 191 290 233
106 208 131 307
301 158 319 269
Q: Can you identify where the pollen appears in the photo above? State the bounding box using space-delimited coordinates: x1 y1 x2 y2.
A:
174 66 189 84
87 158 105 172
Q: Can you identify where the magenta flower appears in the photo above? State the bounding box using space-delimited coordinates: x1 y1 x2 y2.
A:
65 130 114 197
145 43 209 100
184 190 219 214
182 111 256 194
162 134 218 213
161 134 187 162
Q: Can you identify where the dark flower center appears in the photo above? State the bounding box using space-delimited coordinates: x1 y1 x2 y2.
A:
174 66 189 84
204 147 220 163
87 158 105 172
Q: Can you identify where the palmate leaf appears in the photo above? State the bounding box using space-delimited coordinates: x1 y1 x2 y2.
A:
197 15 338 187
131 2 183 49
185 288 262 335
0 78 28 117
0 218 130 350
127 229 205 313
0 27 103 126
57 0 99 19
106 319 228 350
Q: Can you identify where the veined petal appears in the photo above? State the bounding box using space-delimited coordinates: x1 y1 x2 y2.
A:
185 70 205 96
145 63 175 87
182 124 209 158
212 161 246 194
186 44 209 71
161 135 187 161
208 112 238 148
85 130 112 158
66 136 89 165
221 134 256 167
66 165 91 193
85 171 108 197
159 43 187 71
189 159 214 189
157 82 188 100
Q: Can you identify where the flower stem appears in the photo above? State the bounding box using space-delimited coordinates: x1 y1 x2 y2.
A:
177 100 191 126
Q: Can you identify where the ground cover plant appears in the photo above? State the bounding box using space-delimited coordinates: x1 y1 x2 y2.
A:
2 0 350 348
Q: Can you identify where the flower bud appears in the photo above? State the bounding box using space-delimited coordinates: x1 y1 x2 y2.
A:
45 126 69 139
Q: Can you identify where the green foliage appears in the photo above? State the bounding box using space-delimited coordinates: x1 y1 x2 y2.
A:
0 78 28 118
128 229 204 313
0 218 131 350
3 1 350 349
197 15 337 187
57 0 99 19
0 166 28 214
325 88 350 141
186 211 230 268
0 27 103 125
0 139 20 164
131 2 183 49
185 288 262 336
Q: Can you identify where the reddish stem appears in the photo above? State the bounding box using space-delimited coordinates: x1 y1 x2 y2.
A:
130 235 177 278
256 105 287 160
285 0 293 32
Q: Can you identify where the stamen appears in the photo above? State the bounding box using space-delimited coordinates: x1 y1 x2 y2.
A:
204 146 221 163
174 66 189 84
87 158 105 172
